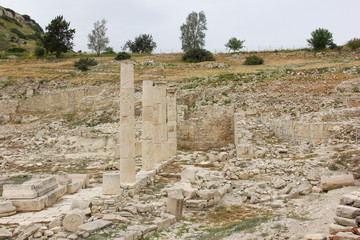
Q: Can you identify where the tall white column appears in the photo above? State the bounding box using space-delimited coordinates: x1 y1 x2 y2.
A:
142 80 154 170
167 88 177 157
153 83 162 164
159 82 168 162
119 63 136 184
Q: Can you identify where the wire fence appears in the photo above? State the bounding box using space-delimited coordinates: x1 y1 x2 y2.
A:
153 44 309 54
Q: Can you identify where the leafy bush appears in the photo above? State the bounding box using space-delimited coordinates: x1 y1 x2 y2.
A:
115 52 131 60
22 14 31 21
103 47 115 54
74 57 98 71
10 28 27 39
182 48 215 63
123 34 157 53
34 46 45 57
244 55 264 65
307 28 334 51
347 38 360 51
7 47 27 53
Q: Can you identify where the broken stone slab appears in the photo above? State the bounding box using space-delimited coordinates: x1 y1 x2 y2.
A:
185 199 207 210
70 199 91 210
102 214 128 223
166 191 184 221
334 216 358 227
16 224 41 240
160 212 176 224
171 181 197 199
0 201 16 217
132 203 152 213
272 178 287 189
305 233 327 240
298 182 313 195
154 217 172 231
125 230 142 240
10 185 66 211
321 174 355 191
180 167 197 182
0 227 12 239
63 209 86 232
336 205 360 219
2 176 58 199
56 172 72 185
68 174 90 188
78 219 111 233
127 225 157 236
329 223 354 235
340 194 360 206
331 232 360 240
197 189 220 200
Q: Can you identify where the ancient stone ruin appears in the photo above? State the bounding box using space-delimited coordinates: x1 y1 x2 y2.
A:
0 60 359 240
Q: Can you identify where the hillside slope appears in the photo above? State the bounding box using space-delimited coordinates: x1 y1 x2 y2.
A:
0 6 43 53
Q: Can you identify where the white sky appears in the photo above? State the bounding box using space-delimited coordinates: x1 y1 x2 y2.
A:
2 0 360 53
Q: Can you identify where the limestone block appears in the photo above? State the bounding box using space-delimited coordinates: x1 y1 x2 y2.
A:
305 233 327 240
153 143 162 164
142 81 153 104
218 152 230 162
103 173 121 195
120 63 134 89
32 176 58 197
68 174 90 188
154 218 171 231
102 214 128 223
120 157 136 184
120 89 135 117
135 141 142 157
322 174 355 191
45 185 67 207
63 209 86 232
186 200 207 210
10 195 46 211
332 232 360 240
334 216 358 227
16 224 41 240
166 191 184 221
340 194 359 206
172 181 197 199
57 172 72 185
329 223 354 235
115 144 120 159
142 106 153 122
142 140 154 171
336 205 360 219
67 180 83 194
70 199 91 210
180 167 197 182
0 201 16 217
78 219 111 233
0 228 12 239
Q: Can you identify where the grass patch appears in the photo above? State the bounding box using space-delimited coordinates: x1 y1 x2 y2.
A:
196 216 271 240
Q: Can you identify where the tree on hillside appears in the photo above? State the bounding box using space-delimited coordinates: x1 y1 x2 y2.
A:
180 11 207 52
123 34 157 53
43 15 75 58
87 19 109 56
225 37 245 52
307 28 334 51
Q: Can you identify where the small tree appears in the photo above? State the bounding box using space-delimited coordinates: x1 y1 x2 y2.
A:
307 28 334 51
87 19 109 56
225 37 245 52
123 34 156 53
347 38 360 51
43 15 75 58
180 11 207 52
103 47 115 54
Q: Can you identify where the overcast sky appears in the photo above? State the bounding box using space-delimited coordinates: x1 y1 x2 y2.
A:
2 0 360 53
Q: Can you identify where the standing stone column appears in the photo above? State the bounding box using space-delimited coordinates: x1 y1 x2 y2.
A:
153 83 162 164
119 63 136 184
142 81 154 170
167 88 177 157
159 82 168 162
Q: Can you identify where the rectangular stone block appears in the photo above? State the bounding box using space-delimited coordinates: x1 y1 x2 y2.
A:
142 140 154 171
334 216 358 227
45 185 67 207
142 106 153 122
11 195 46 211
120 88 135 117
120 63 134 89
103 173 121 195
135 141 142 157
336 205 360 219
68 174 90 188
322 174 355 191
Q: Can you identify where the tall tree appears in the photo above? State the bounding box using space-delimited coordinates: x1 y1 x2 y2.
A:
180 11 207 52
43 15 75 58
307 28 334 51
225 37 245 52
87 19 109 56
123 34 157 53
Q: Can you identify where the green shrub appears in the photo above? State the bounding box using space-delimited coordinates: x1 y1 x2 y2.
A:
115 52 131 60
182 48 215 63
307 28 334 51
7 47 27 53
34 46 45 57
244 55 264 65
347 38 360 51
22 14 31 21
103 47 115 54
74 57 98 71
10 28 27 39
